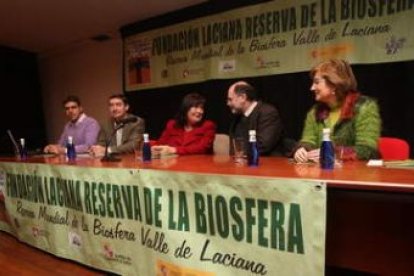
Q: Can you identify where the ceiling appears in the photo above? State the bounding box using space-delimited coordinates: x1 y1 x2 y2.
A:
0 0 206 54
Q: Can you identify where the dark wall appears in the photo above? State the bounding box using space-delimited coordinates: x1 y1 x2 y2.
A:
126 62 414 156
0 46 46 154
122 1 414 157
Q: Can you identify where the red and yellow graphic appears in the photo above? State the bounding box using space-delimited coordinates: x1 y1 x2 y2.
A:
157 259 215 276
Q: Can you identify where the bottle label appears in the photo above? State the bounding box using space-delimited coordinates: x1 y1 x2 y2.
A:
320 141 334 169
67 140 76 161
142 142 152 162
248 142 259 166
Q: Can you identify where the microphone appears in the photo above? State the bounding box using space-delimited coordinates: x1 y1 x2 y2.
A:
101 116 137 162
6 129 21 157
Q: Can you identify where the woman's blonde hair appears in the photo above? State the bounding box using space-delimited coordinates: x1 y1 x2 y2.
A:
310 59 357 102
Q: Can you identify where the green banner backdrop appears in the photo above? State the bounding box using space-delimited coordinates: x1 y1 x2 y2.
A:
124 0 414 91
0 162 326 275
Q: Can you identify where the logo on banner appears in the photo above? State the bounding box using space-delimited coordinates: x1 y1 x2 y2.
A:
386 36 406 55
157 259 214 276
31 226 49 238
182 67 205 78
68 231 83 248
311 43 353 59
101 243 132 265
219 60 236 73
103 243 114 259
254 55 280 69
126 39 152 85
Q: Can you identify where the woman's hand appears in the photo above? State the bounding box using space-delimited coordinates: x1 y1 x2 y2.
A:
294 147 308 163
151 145 177 156
294 147 320 163
307 149 320 163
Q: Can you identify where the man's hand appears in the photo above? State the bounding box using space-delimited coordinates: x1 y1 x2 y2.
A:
44 144 65 154
89 145 106 157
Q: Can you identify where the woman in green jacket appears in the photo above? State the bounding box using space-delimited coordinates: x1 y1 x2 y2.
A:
294 59 381 163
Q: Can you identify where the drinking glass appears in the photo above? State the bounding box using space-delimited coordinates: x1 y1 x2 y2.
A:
334 145 345 168
233 137 246 164
134 139 143 161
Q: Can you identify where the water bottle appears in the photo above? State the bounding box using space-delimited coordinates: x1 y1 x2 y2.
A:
66 136 76 161
19 138 28 160
247 130 259 167
142 133 152 162
320 128 335 170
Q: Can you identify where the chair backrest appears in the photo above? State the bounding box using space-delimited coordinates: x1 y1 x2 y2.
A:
378 137 410 160
213 134 230 155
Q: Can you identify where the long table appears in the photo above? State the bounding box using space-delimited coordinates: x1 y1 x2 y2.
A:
1 154 414 275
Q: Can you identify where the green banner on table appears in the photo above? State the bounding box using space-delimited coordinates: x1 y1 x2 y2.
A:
124 0 414 91
0 162 326 275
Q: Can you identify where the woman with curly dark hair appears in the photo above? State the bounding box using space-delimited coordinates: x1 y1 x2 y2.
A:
152 93 216 155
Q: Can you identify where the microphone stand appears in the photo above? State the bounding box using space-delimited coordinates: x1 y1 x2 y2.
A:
7 129 21 158
101 123 125 162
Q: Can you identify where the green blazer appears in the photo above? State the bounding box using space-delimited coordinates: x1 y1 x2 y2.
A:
299 93 381 160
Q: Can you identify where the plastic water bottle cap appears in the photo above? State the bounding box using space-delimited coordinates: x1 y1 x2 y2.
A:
20 138 25 146
322 128 331 134
249 130 256 136
67 136 73 144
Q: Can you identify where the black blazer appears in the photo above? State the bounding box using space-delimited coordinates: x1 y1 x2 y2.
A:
229 101 284 156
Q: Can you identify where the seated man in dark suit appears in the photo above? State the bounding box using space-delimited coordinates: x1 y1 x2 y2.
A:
227 81 284 156
90 94 144 156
